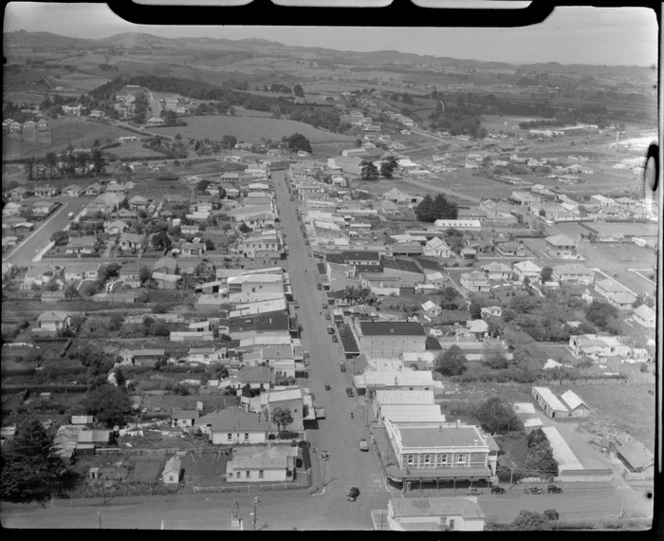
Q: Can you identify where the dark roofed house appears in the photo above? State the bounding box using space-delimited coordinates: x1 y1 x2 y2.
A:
237 365 274 391
341 250 381 266
615 437 654 472
198 407 272 444
171 409 199 428
228 310 291 340
354 320 427 358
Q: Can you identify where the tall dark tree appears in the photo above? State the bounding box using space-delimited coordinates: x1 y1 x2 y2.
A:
360 160 379 181
380 155 399 179
25 157 36 181
91 147 106 175
293 84 305 98
434 345 467 376
283 133 312 154
1 415 64 502
84 384 133 428
476 397 523 434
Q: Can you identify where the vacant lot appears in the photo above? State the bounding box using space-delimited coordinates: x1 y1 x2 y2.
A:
150 115 356 146
105 141 167 160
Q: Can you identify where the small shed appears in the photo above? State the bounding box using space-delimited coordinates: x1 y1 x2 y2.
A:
162 456 182 487
559 390 590 418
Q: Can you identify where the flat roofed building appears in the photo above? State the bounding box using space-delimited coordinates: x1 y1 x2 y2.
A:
387 496 485 531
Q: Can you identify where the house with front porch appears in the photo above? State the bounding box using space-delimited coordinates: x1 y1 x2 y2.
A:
481 262 512 281
118 232 143 252
63 262 100 282
35 311 71 334
552 263 594 285
423 237 452 258
226 445 298 483
512 260 541 282
61 185 83 197
545 234 577 259
460 271 490 293
198 408 271 444
65 236 97 255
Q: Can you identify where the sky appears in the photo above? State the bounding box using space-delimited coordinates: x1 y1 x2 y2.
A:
3 2 659 66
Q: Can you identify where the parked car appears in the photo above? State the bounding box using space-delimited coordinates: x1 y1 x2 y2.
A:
293 301 299 308
543 509 559 521
322 303 328 310
332 335 338 343
327 327 335 334
524 487 543 495
340 361 346 372
67 212 74 219
324 312 330 320
346 387 354 397
347 487 360 501
317 283 322 290
547 485 563 494
467 487 484 496
321 451 330 461
490 486 505 494
358 439 368 451
325 384 331 390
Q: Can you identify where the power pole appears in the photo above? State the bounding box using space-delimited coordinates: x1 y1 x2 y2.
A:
98 509 102 529
252 496 259 531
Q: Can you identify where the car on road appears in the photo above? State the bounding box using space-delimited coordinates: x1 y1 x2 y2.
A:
324 313 330 320
346 387 354 397
543 509 559 521
346 487 360 501
322 303 327 310
524 487 543 495
321 451 330 461
317 283 322 290
327 326 335 334
339 361 346 372
547 485 562 494
467 487 484 496
67 212 74 219
490 486 505 494
332 335 338 343
358 439 368 451
304 351 310 359
324 384 331 390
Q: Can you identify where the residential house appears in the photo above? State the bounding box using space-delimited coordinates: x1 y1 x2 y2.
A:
178 241 206 258
480 262 512 281
34 185 58 198
118 261 142 288
552 263 594 285
545 234 577 259
460 271 490 293
35 311 71 334
226 445 298 483
615 436 654 473
606 290 637 310
512 260 541 283
7 186 30 201
171 409 199 428
423 237 452 258
633 304 656 329
185 347 226 365
382 188 422 205
421 300 442 318
118 232 143 253
494 240 525 257
103 220 129 236
63 262 100 282
31 201 57 217
236 366 274 392
65 236 97 255
61 184 83 197
153 256 178 274
128 195 149 211
118 348 166 367
84 183 104 196
386 497 485 531
198 408 271 444
568 334 630 359
21 266 56 289
3 202 22 217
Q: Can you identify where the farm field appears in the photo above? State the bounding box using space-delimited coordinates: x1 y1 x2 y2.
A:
2 117 140 160
149 115 356 146
105 141 169 160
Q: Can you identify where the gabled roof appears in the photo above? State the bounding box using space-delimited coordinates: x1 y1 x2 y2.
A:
381 257 423 275
229 445 298 469
171 408 198 420
616 437 654 470
546 234 576 246
37 310 70 323
633 304 656 320
513 260 541 272
559 389 588 411
341 250 380 261
238 365 273 384
481 262 512 273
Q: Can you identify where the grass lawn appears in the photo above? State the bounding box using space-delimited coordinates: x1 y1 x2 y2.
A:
105 142 167 160
2 117 141 160
149 115 356 145
181 451 230 488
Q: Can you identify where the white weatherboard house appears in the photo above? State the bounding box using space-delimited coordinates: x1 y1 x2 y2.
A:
226 445 298 483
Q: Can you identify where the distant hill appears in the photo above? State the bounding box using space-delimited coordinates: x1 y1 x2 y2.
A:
4 30 97 50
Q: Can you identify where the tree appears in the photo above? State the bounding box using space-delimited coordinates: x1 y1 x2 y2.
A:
107 313 124 332
45 151 58 177
547 366 578 386
585 300 618 330
380 156 399 179
540 266 553 283
91 147 106 175
139 266 152 285
151 231 172 251
415 193 458 222
84 384 133 428
509 510 552 531
25 157 36 181
221 135 237 149
271 406 294 435
476 397 522 434
196 179 211 193
64 283 79 299
50 230 69 246
469 298 483 319
434 346 467 376
1 414 64 502
293 84 305 98
360 159 379 181
113 368 126 387
239 222 251 234
283 133 312 154
439 287 460 310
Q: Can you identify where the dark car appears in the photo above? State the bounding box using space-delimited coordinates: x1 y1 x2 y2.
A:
524 487 543 495
332 335 338 343
490 486 505 494
324 312 331 320
543 509 559 521
547 485 563 494
467 487 484 496
324 384 331 391
317 283 322 290
347 487 360 501
327 327 335 334
346 387 354 397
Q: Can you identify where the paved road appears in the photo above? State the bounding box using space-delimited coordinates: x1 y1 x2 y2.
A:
2 197 90 267
272 170 389 509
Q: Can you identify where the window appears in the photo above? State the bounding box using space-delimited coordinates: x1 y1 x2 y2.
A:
246 470 250 478
440 454 448 465
457 454 466 463
236 471 241 478
259 470 264 479
244 433 249 441
407 455 414 465
449 519 455 530
227 433 233 441
424 454 431 465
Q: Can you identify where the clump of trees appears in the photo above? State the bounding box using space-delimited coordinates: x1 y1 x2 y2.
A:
282 133 312 154
475 397 523 434
415 194 458 222
360 159 379 181
434 345 467 376
526 428 559 478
